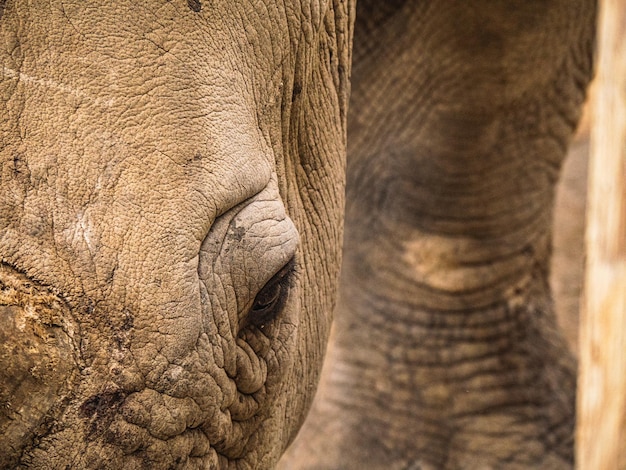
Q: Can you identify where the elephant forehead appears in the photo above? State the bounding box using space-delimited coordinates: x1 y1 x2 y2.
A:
0 0 332 222
1 0 319 98
0 1 304 298
2 4 282 185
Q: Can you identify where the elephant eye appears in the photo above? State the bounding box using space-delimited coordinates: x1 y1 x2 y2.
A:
248 257 295 329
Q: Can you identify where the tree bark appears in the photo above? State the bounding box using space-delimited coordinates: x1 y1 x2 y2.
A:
577 0 626 467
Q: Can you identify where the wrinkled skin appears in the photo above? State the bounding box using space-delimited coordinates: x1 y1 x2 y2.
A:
0 0 595 469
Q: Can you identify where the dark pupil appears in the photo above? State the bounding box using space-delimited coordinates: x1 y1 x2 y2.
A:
248 258 295 328
253 282 281 312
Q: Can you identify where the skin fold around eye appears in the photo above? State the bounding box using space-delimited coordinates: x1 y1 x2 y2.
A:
248 257 296 329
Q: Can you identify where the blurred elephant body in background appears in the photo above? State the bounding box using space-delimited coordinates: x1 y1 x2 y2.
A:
283 1 595 468
0 0 594 469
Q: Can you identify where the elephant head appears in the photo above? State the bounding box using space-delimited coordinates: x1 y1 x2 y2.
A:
0 1 353 467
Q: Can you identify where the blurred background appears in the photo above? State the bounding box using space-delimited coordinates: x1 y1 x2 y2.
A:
552 98 590 357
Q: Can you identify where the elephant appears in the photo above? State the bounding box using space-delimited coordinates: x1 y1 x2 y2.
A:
0 0 594 469
280 1 596 468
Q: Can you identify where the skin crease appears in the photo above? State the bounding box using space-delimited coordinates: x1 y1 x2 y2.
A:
0 1 595 469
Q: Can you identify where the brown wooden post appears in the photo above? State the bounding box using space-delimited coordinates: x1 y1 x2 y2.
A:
577 0 626 468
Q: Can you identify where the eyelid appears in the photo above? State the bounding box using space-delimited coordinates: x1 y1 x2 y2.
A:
267 256 296 287
197 181 299 335
245 256 296 329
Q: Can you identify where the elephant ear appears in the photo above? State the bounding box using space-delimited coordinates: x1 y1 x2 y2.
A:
282 0 355 150
323 0 355 131
274 0 356 451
